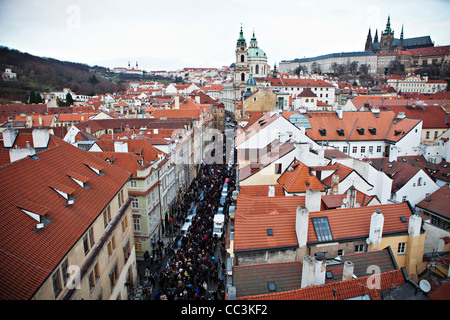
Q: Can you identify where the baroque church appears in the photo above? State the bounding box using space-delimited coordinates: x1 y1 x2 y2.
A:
224 26 270 118
364 15 434 53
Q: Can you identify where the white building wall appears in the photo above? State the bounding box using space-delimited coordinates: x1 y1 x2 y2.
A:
393 170 440 207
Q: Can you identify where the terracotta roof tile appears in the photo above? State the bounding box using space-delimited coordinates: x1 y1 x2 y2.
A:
239 185 285 197
278 160 325 193
234 200 413 251
0 136 131 300
292 110 421 142
238 269 405 300
416 185 450 219
233 248 398 299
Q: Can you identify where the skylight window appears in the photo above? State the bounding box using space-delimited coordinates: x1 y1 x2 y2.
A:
267 282 276 292
267 229 273 236
312 217 333 242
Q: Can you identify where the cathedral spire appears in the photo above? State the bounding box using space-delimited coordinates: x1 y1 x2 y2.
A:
400 24 404 40
365 28 373 51
383 15 392 34
374 29 379 43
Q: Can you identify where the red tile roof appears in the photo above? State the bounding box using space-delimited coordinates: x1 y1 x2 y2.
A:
278 160 325 193
0 136 131 300
238 269 405 300
233 248 398 299
291 110 421 142
416 185 450 219
239 184 285 197
234 195 305 251
268 77 334 88
234 201 413 251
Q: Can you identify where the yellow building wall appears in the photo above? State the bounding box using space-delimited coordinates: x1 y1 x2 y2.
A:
369 232 426 283
242 89 276 115
32 187 136 300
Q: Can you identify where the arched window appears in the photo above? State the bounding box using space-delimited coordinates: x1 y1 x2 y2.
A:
255 65 259 74
241 73 245 82
241 55 245 62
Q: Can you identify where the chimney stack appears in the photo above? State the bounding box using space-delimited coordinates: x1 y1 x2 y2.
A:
301 256 315 288
296 206 309 248
314 256 327 286
268 185 275 197
32 128 50 149
305 189 321 212
2 128 19 148
368 209 384 245
174 95 180 109
330 174 339 195
301 255 326 288
346 186 357 208
408 214 422 237
388 145 398 162
114 141 129 153
342 261 354 281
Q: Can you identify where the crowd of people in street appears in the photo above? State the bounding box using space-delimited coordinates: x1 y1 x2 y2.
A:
135 162 235 300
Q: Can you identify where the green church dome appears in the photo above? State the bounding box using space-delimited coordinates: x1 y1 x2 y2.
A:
248 47 267 58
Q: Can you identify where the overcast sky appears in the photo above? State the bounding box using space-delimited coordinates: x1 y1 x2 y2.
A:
1 0 449 72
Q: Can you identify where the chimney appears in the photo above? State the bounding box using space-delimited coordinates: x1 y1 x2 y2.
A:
336 108 343 120
314 256 327 286
2 128 19 148
368 209 384 245
296 205 309 248
305 189 321 212
195 96 201 104
174 95 180 109
301 256 315 288
32 128 50 148
268 185 275 197
330 174 339 195
342 261 354 281
397 112 405 119
9 144 36 163
388 145 398 162
114 141 128 153
301 255 326 288
408 214 422 237
346 186 357 208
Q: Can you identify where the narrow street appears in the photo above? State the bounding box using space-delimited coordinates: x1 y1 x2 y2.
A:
131 126 236 300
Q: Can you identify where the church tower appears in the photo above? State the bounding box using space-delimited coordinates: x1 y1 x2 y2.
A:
365 28 373 51
234 25 250 84
380 15 394 53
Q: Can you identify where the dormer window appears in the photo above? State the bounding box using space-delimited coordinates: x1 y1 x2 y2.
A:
356 128 365 135
17 199 51 230
84 161 103 176
49 181 76 205
336 129 345 136
67 171 89 189
319 128 326 136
